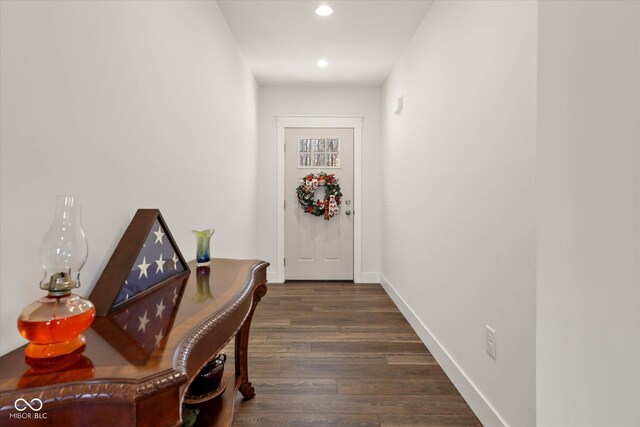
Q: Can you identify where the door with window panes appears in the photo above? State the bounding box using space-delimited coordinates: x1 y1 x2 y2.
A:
285 128 354 280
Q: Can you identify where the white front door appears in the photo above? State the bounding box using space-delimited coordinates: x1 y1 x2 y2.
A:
285 128 354 280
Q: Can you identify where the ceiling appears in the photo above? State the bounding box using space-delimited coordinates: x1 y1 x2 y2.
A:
217 0 433 87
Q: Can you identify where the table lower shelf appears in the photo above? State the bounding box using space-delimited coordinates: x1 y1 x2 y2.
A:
185 371 244 427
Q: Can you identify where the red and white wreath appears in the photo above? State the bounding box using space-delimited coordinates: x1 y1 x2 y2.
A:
295 172 342 220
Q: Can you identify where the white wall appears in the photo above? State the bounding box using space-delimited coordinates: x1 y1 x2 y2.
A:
536 2 640 426
0 1 259 355
381 1 537 426
257 87 382 281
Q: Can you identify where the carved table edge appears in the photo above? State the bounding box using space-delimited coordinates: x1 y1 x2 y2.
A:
173 260 269 373
0 370 187 412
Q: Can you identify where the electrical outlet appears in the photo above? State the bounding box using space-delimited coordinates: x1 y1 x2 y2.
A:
486 325 497 360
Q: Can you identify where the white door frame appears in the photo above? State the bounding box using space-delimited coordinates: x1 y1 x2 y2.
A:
276 115 364 283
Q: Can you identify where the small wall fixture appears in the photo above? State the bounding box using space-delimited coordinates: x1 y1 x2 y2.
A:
317 59 329 68
315 5 333 16
394 96 404 116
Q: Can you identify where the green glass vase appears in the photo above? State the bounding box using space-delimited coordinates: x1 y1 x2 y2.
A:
192 229 215 267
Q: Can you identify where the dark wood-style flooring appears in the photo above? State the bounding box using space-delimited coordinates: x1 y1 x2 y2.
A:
226 282 482 427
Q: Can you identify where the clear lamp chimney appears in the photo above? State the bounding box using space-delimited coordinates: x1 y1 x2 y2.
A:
39 195 88 295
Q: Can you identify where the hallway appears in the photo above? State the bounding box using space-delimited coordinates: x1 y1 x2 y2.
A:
225 282 480 426
1 1 638 426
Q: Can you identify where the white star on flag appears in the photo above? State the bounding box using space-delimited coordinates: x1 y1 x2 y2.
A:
155 299 166 319
138 256 150 279
154 331 164 347
154 226 165 244
171 253 179 271
155 253 166 274
138 310 150 334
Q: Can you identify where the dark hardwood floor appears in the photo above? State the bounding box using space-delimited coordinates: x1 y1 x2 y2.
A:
224 282 481 427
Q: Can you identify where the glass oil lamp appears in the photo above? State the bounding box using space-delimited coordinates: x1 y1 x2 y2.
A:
17 196 96 359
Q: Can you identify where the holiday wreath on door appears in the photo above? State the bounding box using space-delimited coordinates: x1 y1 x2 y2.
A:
296 172 342 220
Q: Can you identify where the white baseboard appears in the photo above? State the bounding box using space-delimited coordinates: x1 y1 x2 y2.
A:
379 273 507 427
359 272 380 283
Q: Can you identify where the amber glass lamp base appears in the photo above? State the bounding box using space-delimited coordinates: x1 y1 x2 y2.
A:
23 335 87 359
18 293 95 359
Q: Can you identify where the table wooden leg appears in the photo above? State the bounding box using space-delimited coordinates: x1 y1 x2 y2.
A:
235 283 267 400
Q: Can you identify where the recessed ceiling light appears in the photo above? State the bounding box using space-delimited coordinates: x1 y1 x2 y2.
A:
317 59 329 68
315 5 333 17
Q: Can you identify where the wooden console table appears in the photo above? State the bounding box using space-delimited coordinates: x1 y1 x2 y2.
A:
0 258 269 427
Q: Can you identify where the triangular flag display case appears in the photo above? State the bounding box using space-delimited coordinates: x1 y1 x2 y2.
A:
89 209 190 315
